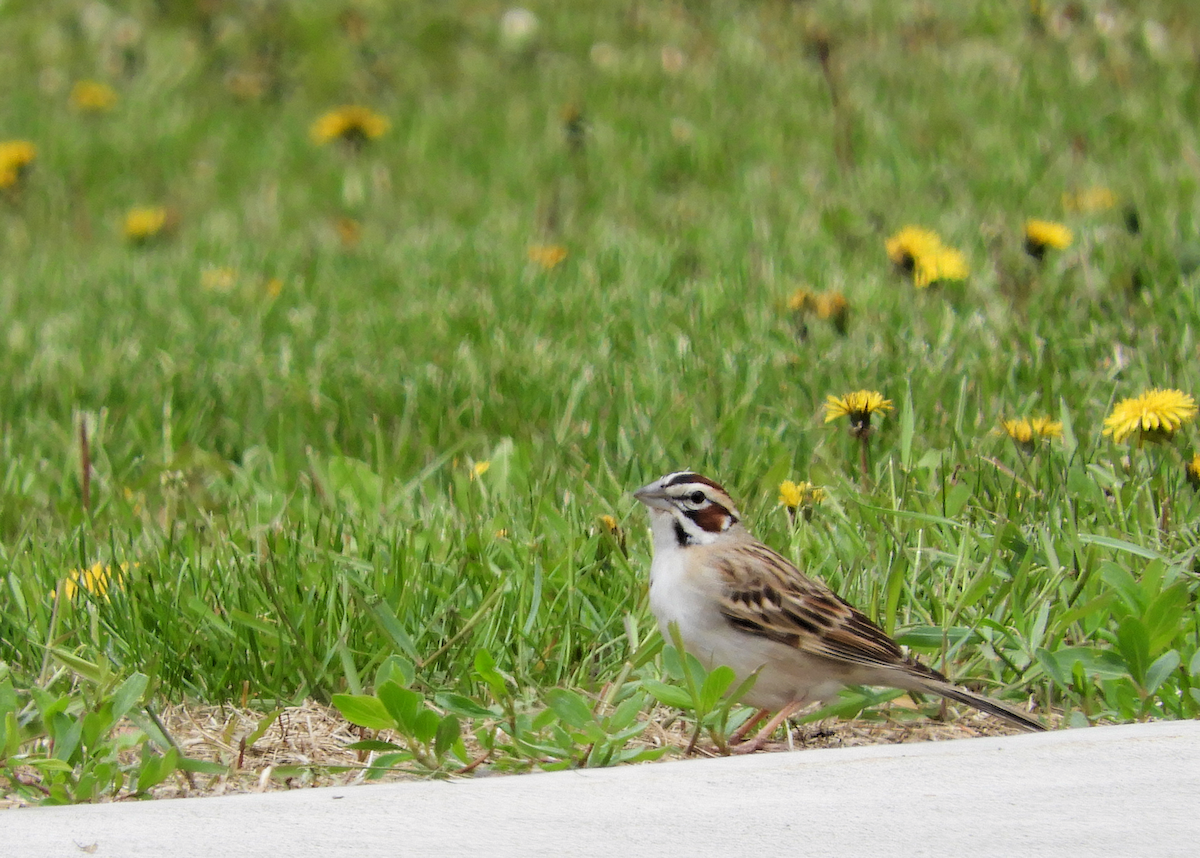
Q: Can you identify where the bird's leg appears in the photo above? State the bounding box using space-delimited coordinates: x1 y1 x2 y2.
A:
731 703 802 754
727 708 771 746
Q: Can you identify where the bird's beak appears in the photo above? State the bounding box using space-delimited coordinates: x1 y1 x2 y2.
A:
633 480 671 510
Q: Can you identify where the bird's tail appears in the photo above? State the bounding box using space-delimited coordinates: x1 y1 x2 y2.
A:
919 679 1046 732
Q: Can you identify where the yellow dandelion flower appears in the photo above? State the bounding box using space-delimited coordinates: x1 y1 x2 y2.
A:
779 480 826 508
124 206 170 242
0 140 36 189
813 292 850 334
886 226 943 269
52 562 124 601
825 391 893 441
1024 219 1073 260
780 480 826 520
1186 454 1200 490
913 246 969 288
886 227 966 288
825 390 893 424
528 244 568 270
471 461 491 480
1102 388 1198 445
71 80 118 111
813 292 847 320
1062 186 1117 214
1029 416 1063 439
787 288 816 312
778 480 804 509
1001 416 1063 447
265 277 284 299
599 514 620 534
1002 419 1035 445
310 106 388 146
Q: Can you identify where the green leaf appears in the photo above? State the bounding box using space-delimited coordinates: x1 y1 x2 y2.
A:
1116 616 1151 685
177 758 230 775
661 644 686 683
245 709 285 746
27 757 74 774
352 593 418 660
435 693 495 719
434 715 461 758
110 673 149 723
724 668 760 707
1144 583 1189 654
136 746 178 793
641 679 693 710
698 665 735 714
338 643 363 697
607 692 647 732
413 709 440 745
228 609 281 637
544 688 596 730
1035 647 1069 687
368 752 411 774
1100 562 1142 613
1081 535 1166 562
82 710 112 751
1058 396 1078 457
331 694 394 731
74 773 96 803
376 655 415 690
345 739 404 752
1145 650 1181 695
894 626 981 648
377 682 422 733
851 501 962 530
0 677 17 717
50 714 83 763
899 380 915 469
473 649 507 697
48 649 107 684
1046 646 1131 682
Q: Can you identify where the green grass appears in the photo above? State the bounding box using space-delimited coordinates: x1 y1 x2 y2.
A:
3 0 1200 798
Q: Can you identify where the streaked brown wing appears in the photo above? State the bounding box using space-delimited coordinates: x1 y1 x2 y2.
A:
713 540 913 673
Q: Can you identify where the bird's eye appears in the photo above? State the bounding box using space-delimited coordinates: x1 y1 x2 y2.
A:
689 491 706 504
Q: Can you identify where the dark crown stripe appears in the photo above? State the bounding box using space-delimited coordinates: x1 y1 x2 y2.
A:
664 472 728 494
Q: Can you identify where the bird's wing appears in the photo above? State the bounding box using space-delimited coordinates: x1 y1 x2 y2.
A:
712 539 934 677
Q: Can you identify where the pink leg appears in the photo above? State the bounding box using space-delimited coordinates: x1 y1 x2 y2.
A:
731 702 802 754
727 708 771 746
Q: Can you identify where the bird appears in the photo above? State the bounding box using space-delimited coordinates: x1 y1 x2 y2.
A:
633 470 1045 751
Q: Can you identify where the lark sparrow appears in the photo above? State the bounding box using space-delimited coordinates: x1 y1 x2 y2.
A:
634 471 1045 750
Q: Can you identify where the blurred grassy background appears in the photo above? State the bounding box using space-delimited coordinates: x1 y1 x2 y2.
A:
2 0 1199 731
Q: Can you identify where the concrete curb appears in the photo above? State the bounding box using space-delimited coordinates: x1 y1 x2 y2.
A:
7 720 1199 857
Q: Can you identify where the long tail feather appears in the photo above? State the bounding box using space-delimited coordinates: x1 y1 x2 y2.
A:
921 680 1046 732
